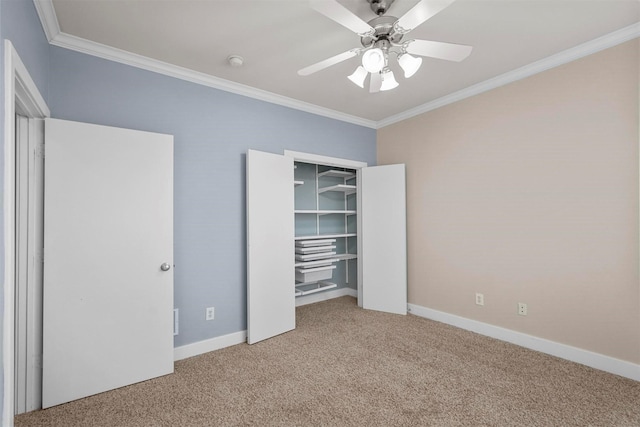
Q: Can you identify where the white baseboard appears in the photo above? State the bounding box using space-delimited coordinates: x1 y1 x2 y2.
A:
295 287 357 307
408 303 640 382
173 330 247 361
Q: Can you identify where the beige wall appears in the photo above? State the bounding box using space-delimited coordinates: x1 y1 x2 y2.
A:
378 39 640 363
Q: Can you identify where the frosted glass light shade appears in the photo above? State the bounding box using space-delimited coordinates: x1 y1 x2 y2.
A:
362 48 385 73
348 66 368 88
398 53 422 78
380 69 399 91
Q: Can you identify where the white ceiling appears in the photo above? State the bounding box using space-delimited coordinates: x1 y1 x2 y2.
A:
46 0 639 126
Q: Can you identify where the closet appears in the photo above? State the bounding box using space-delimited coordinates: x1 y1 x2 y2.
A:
293 161 358 297
246 149 407 344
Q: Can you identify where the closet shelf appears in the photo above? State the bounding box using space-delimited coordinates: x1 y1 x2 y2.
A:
333 253 358 261
294 258 338 268
296 264 336 283
295 254 356 266
295 239 336 247
295 245 336 254
295 281 338 296
296 265 336 274
295 233 357 241
295 251 336 261
318 184 356 195
318 170 356 179
295 210 356 216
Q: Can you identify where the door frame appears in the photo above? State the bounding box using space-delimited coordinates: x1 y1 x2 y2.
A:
14 114 45 414
3 40 50 424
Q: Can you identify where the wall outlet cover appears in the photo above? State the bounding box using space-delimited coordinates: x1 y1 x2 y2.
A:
517 303 528 316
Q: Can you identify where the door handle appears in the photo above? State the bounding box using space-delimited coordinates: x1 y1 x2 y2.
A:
160 263 171 272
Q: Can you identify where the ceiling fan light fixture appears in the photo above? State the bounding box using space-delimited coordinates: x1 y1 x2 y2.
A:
362 48 385 73
299 0 473 94
398 53 422 78
380 69 399 91
348 66 368 88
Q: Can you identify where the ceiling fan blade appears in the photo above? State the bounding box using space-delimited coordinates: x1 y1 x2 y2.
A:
310 0 374 36
395 0 456 33
406 39 473 62
369 72 381 93
298 50 359 76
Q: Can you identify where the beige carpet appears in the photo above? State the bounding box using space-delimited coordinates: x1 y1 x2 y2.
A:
16 296 640 426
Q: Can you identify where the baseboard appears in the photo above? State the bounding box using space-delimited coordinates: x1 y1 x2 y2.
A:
408 303 640 382
295 287 357 307
173 330 247 361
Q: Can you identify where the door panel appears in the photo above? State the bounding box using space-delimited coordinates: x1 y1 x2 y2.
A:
360 164 407 315
246 150 295 344
42 118 174 408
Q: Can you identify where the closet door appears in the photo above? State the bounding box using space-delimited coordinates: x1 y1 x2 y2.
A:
360 164 407 315
246 150 295 343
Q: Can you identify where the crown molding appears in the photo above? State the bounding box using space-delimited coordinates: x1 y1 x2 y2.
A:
377 22 640 128
32 0 60 42
31 0 375 128
48 33 377 129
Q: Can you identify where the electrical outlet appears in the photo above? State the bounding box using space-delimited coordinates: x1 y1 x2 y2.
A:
517 302 527 316
475 293 484 306
206 307 215 321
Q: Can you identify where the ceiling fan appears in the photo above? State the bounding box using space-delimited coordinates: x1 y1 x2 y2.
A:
298 0 473 92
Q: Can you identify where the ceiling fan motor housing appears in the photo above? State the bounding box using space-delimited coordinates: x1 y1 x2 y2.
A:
360 15 403 48
367 0 395 15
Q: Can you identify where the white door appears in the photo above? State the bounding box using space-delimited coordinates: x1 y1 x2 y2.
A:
246 150 295 344
360 164 407 315
42 118 174 408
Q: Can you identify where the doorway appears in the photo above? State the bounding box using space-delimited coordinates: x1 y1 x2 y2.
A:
3 40 50 423
13 114 44 414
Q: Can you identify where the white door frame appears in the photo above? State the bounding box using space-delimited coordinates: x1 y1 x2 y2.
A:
14 113 46 414
3 40 50 425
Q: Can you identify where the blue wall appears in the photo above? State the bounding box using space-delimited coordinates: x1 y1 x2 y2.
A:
1 0 50 97
49 47 376 346
1 0 52 416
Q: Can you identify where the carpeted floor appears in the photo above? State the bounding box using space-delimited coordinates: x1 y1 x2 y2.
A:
15 296 640 426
